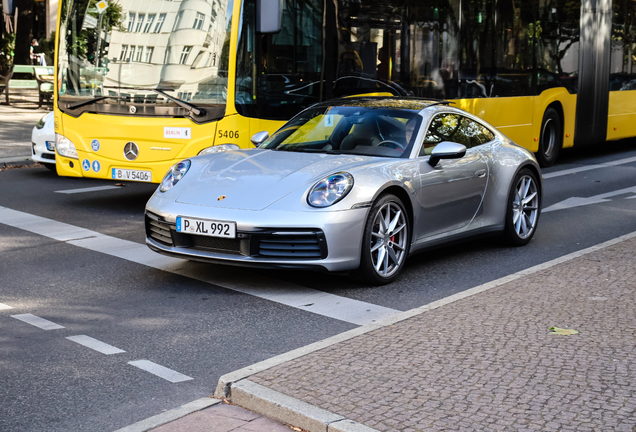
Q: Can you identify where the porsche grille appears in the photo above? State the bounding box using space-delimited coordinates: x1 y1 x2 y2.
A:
146 214 173 246
257 233 325 259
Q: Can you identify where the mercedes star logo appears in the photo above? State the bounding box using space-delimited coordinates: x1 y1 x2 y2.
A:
123 142 139 161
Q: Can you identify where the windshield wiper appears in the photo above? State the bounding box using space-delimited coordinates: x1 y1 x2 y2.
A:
66 96 124 110
103 86 206 117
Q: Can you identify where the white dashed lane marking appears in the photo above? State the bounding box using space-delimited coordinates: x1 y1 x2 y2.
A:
54 186 122 194
11 313 65 330
543 155 636 179
0 206 398 326
0 303 13 310
128 360 193 383
66 335 126 355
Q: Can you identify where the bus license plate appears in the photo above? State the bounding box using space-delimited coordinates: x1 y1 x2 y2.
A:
111 168 152 182
176 216 236 239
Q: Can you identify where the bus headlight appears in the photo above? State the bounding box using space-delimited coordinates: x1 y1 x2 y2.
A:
198 144 240 155
55 134 78 159
160 159 191 192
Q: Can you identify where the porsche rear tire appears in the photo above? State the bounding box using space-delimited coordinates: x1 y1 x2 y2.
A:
351 194 410 285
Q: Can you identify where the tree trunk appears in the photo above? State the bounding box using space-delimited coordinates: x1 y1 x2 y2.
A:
14 0 35 65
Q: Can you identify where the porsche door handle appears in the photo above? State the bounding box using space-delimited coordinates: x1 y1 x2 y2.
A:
475 169 487 178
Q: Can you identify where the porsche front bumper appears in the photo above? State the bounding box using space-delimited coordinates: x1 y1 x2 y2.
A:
144 202 369 272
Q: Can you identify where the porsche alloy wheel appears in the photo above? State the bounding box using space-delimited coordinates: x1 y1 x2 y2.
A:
352 194 409 285
504 168 541 246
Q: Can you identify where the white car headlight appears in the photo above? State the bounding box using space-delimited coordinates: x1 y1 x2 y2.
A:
55 134 78 159
160 159 191 192
198 144 240 155
307 172 354 208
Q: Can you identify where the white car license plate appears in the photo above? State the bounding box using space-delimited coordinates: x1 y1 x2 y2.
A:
45 141 55 151
176 216 236 238
111 168 152 182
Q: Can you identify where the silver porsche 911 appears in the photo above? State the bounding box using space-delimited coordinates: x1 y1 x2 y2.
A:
145 98 542 285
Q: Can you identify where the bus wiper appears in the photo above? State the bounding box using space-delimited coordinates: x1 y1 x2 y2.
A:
66 96 124 110
103 86 206 117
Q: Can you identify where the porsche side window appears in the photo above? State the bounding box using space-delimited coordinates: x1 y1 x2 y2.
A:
420 113 461 156
420 114 495 156
454 117 496 147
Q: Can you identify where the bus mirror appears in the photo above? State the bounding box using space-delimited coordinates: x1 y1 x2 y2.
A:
251 131 270 147
257 0 283 34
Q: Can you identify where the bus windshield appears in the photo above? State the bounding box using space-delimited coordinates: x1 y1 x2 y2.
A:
57 0 234 122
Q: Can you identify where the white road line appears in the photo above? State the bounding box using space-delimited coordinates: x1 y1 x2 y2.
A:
66 335 126 355
55 186 122 194
11 313 65 330
128 360 193 383
544 155 636 179
0 206 398 326
0 303 13 310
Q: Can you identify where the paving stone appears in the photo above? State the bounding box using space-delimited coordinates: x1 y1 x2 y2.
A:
247 236 636 431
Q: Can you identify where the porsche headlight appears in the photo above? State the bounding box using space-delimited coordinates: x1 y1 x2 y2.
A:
198 144 240 155
160 159 191 192
55 134 78 159
307 172 354 208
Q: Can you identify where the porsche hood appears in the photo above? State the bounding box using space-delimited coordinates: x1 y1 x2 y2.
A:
175 150 372 210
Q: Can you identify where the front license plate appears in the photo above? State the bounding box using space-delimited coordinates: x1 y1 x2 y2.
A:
111 168 152 182
176 216 237 238
45 141 55 151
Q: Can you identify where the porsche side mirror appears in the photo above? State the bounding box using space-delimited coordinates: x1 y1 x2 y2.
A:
251 131 270 147
429 141 467 166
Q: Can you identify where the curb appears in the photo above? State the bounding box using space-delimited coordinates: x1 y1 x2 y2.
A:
231 380 378 432
0 157 38 168
111 397 221 432
216 229 636 432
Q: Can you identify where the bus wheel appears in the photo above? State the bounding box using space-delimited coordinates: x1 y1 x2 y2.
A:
536 107 562 168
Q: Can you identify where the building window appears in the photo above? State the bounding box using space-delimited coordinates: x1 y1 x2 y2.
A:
179 46 192 64
154 14 166 33
144 14 155 33
164 47 171 64
135 14 145 32
193 12 205 30
127 13 135 32
128 46 135 61
145 47 154 63
135 46 144 62
120 45 128 61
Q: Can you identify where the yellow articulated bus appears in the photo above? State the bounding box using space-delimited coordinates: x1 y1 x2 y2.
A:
55 0 636 182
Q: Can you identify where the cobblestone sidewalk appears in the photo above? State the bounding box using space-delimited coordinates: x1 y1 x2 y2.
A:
245 235 636 431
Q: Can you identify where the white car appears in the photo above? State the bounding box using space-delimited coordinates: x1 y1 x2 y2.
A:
31 112 56 171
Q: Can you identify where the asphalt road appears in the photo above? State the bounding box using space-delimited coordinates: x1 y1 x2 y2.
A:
1 140 636 432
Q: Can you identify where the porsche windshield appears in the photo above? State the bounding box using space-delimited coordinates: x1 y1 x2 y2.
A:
262 106 422 158
57 0 234 120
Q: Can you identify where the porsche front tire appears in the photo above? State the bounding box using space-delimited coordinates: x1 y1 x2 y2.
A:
351 194 409 285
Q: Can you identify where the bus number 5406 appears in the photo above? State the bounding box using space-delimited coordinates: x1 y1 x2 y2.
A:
218 130 239 139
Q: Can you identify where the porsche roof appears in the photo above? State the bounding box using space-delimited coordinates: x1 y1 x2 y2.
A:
314 97 453 111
